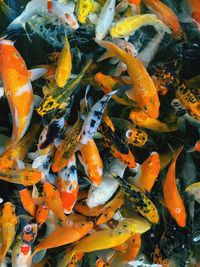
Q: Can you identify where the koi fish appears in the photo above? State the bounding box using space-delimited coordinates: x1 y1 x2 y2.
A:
95 0 116 40
36 205 49 226
112 174 159 223
94 72 137 107
37 58 92 116
132 152 160 192
57 155 79 214
55 36 72 88
38 116 65 150
22 223 38 244
163 146 187 227
113 234 141 263
185 182 200 203
78 139 103 186
174 77 200 121
99 121 136 168
74 200 104 217
137 31 165 67
73 228 131 253
152 245 169 266
116 215 151 234
0 202 18 264
87 158 126 208
0 168 43 186
143 0 183 36
130 110 178 132
109 14 171 38
32 221 93 256
95 39 160 119
19 188 37 217
43 182 66 222
96 190 125 225
0 39 46 150
126 128 148 147
80 90 118 144
0 124 40 171
76 0 94 23
7 0 79 32
12 239 32 267
31 145 55 183
52 116 84 172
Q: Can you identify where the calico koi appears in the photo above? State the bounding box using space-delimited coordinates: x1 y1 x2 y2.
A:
57 155 79 214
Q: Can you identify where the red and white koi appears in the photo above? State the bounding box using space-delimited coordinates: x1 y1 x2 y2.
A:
57 155 79 214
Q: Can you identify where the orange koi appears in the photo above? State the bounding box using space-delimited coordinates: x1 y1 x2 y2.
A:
143 0 183 36
114 234 141 263
130 110 178 132
96 190 125 225
0 168 43 186
32 221 93 256
78 139 103 186
132 152 160 192
0 39 45 150
36 205 49 226
96 40 160 118
43 182 66 222
0 202 18 264
19 188 37 217
163 146 187 227
52 116 84 173
94 72 136 107
57 155 79 214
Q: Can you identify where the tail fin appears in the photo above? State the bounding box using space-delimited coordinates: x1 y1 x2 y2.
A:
168 144 184 162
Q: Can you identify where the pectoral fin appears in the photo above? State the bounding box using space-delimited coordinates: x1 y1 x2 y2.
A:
29 68 47 81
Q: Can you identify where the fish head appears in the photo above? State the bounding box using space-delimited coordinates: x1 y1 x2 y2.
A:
73 220 94 233
141 96 160 119
36 205 49 225
126 129 148 147
117 217 151 234
43 182 59 199
143 152 160 175
94 72 115 93
1 202 17 224
23 223 38 243
88 167 103 186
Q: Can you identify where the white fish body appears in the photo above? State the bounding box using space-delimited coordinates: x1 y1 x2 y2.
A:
12 241 32 267
137 31 165 67
87 159 126 208
80 90 118 144
95 0 116 40
7 0 79 31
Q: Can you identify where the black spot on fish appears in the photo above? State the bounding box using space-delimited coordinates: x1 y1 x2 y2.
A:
40 120 61 150
90 119 96 128
94 111 102 119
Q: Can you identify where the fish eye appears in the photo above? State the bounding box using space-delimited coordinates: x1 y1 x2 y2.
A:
144 106 148 111
24 225 31 232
